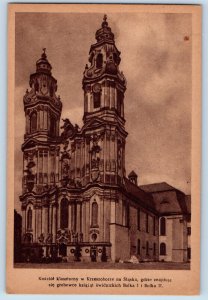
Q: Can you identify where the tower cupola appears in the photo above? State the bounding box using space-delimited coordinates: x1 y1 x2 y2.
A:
36 48 52 75
95 15 115 43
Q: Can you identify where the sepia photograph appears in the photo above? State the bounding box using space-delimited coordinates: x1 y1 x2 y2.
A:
7 4 201 295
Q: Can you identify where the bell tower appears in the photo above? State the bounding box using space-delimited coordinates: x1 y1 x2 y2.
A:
22 49 62 194
83 15 126 122
82 16 128 185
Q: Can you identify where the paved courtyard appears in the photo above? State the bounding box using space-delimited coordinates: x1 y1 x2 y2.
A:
14 261 190 270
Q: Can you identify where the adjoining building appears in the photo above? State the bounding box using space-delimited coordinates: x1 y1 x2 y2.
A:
18 16 191 263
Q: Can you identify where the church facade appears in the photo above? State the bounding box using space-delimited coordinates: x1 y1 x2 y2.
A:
19 16 191 263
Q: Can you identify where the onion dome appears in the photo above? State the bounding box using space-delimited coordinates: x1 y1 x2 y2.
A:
95 15 114 42
36 48 52 75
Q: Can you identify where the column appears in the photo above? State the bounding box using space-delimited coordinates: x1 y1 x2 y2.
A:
52 205 57 242
56 152 59 183
43 206 48 236
115 88 117 110
71 203 74 231
21 209 26 237
76 203 81 233
110 200 116 223
31 206 35 232
40 110 43 130
80 203 82 234
57 202 60 230
101 82 105 107
49 205 52 235
34 208 37 242
44 109 47 129
100 197 104 241
37 109 40 130
82 202 86 241
86 201 90 242
26 114 29 134
106 81 110 107
111 85 115 108
87 92 91 112
68 203 72 231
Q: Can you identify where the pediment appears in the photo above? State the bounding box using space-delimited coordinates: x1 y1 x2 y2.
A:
21 138 38 150
81 117 106 132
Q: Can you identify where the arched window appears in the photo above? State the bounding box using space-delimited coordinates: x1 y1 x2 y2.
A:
153 243 156 256
50 115 56 137
96 53 103 69
93 92 101 108
137 239 140 255
137 208 141 230
145 213 149 233
91 201 98 227
117 90 124 116
60 198 68 229
146 241 149 256
160 217 166 235
160 243 166 255
30 112 37 133
27 207 32 230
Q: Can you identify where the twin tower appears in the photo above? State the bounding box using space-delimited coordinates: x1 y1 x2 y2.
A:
20 16 132 261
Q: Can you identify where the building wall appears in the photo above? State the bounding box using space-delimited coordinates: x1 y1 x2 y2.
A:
110 223 130 262
159 215 188 262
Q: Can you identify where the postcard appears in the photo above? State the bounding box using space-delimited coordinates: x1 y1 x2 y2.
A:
7 3 201 295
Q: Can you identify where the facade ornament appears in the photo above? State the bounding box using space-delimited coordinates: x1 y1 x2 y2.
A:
38 233 45 244
61 118 75 138
24 160 36 192
45 234 53 244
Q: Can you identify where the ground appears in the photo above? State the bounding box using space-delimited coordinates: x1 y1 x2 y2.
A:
14 262 190 270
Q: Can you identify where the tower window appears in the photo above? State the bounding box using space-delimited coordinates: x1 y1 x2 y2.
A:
50 115 56 137
96 53 103 69
91 201 98 227
27 207 32 230
160 217 166 235
93 92 101 108
30 112 37 133
187 247 191 259
117 90 124 116
60 198 69 229
160 243 166 255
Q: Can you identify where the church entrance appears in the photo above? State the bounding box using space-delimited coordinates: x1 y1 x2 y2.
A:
90 246 97 262
59 243 67 257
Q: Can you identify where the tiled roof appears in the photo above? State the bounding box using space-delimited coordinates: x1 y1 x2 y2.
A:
124 179 189 215
124 177 155 211
139 182 176 193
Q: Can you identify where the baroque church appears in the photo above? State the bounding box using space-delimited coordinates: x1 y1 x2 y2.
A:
19 16 191 263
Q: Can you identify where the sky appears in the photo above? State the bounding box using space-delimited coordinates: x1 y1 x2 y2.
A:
15 12 192 211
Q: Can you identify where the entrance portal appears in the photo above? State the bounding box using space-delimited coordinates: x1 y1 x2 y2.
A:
90 246 97 262
59 243 67 257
